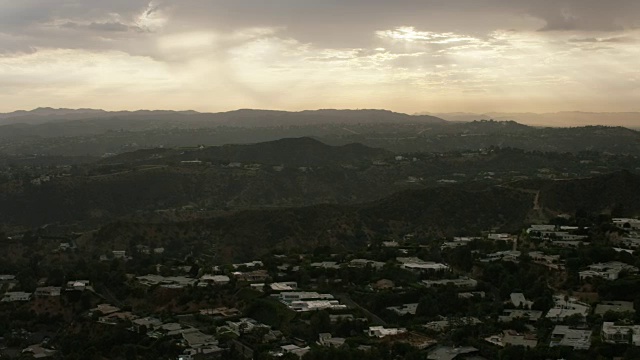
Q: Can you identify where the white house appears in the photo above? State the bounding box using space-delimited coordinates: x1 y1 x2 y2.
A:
613 218 640 230
1 292 32 302
35 286 62 297
579 261 639 281
368 326 407 338
601 322 640 346
546 296 590 322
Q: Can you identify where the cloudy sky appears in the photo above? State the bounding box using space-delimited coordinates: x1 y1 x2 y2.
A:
1 0 639 113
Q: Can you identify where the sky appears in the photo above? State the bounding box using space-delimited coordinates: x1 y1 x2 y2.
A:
1 0 640 114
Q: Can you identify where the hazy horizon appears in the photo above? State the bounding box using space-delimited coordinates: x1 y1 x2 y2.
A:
1 106 640 128
2 1 640 117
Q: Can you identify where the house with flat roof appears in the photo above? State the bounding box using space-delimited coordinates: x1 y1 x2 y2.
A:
480 251 520 263
318 333 346 348
386 303 419 316
199 274 230 286
546 296 590 322
594 301 635 316
613 218 640 230
579 261 639 281
499 309 543 323
65 280 90 291
549 326 592 350
34 286 61 297
349 259 385 269
1 292 32 302
424 317 482 333
510 293 534 308
368 326 407 338
427 346 478 360
485 330 538 348
397 257 450 272
423 277 477 289
601 322 640 345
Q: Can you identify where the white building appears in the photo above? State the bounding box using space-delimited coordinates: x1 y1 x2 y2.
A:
349 259 385 269
601 322 640 345
613 218 640 230
199 274 231 286
368 326 406 338
289 300 347 312
318 333 346 348
66 280 90 291
579 261 639 281
397 257 450 272
510 293 534 308
35 286 61 297
423 277 477 289
386 303 419 316
550 326 592 350
546 296 590 322
1 292 32 302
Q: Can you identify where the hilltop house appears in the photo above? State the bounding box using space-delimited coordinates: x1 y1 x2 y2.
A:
579 261 639 281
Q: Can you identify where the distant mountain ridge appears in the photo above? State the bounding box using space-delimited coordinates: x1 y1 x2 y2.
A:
0 108 447 127
426 111 640 127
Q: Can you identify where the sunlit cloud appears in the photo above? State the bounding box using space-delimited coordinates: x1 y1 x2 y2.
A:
0 1 639 113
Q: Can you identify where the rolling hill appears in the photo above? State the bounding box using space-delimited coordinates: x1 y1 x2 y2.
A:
87 171 640 261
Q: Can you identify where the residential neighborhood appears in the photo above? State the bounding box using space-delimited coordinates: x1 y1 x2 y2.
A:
2 215 640 359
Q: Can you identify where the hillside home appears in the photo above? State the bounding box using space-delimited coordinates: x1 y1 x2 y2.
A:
289 300 347 312
226 318 269 335
546 296 590 322
66 280 90 291
182 329 219 348
510 293 534 308
594 301 635 316
386 303 419 316
234 270 269 283
310 261 341 269
34 286 61 297
579 261 639 281
485 330 538 348
427 346 478 360
499 309 543 323
368 326 407 338
601 322 640 345
199 274 230 286
177 345 224 360
349 259 385 269
549 326 592 350
480 251 520 263
423 277 477 289
613 218 640 230
132 317 163 332
397 257 450 272
1 292 32 302
232 260 263 270
318 333 346 348
372 279 395 290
